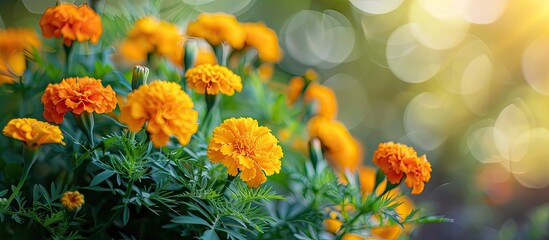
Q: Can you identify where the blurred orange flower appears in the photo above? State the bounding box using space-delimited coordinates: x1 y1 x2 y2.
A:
242 22 282 62
39 3 102 46
60 191 84 211
2 118 65 148
185 63 242 96
372 142 431 194
193 48 217 66
119 81 198 147
207 117 283 188
118 16 184 66
286 76 305 105
186 13 246 49
0 28 41 85
307 116 361 172
304 83 338 119
41 77 117 124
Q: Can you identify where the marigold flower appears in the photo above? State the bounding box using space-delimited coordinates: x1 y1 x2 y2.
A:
186 13 246 49
118 16 184 66
119 81 198 147
304 83 338 119
193 48 217 66
0 28 41 85
41 77 117 124
2 118 65 148
308 116 361 172
372 142 432 194
39 3 102 46
60 191 84 211
286 76 305 105
257 63 274 81
207 117 283 188
242 22 282 62
185 63 242 96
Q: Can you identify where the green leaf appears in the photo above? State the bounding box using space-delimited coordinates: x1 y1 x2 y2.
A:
122 205 130 226
171 214 211 227
0 189 7 197
201 230 219 240
90 170 116 186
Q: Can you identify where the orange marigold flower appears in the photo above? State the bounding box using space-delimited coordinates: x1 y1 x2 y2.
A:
307 116 361 172
242 22 282 62
207 117 283 188
193 48 217 66
2 118 65 148
186 13 246 49
41 77 117 124
185 63 242 96
372 142 432 194
39 3 102 46
118 16 184 67
286 76 305 105
304 83 338 119
0 28 41 85
119 81 198 147
60 191 84 211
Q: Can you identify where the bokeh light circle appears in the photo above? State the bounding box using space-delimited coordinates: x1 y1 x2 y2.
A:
513 128 549 189
281 10 355 69
323 73 368 129
350 0 404 15
404 92 448 151
456 0 508 24
386 23 444 83
522 36 549 95
493 102 531 162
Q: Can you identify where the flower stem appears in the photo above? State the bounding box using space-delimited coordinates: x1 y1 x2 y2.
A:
2 146 39 211
64 44 73 77
73 112 95 147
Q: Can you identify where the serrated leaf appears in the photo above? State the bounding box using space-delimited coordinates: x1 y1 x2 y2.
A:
90 170 115 186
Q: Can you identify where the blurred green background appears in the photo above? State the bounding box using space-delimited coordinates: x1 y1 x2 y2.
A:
2 0 549 239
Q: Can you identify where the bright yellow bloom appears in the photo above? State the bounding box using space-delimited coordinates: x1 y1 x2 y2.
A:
39 3 102 46
304 83 338 119
372 142 432 194
207 117 283 188
185 63 242 96
118 16 184 67
308 116 361 172
60 191 84 211
119 81 198 147
286 76 305 105
0 28 41 85
2 118 65 148
41 77 117 124
186 13 246 49
242 22 282 62
193 48 217 66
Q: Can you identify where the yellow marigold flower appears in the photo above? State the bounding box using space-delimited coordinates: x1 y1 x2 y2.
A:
193 48 217 66
41 77 117 124
2 118 65 148
186 13 246 49
308 116 361 172
286 76 305 105
118 16 184 67
0 28 41 85
207 117 283 188
60 191 84 211
372 142 432 194
242 22 282 62
119 81 198 147
185 63 242 96
304 83 338 119
341 234 365 240
39 3 102 46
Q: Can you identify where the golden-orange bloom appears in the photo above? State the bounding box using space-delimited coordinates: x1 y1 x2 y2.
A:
372 142 432 194
304 83 338 119
186 13 246 49
308 116 361 172
2 118 65 148
60 191 84 211
118 16 184 66
286 76 305 105
119 81 198 147
185 63 242 96
41 77 117 124
0 28 41 85
207 117 283 188
39 3 102 46
242 22 282 62
193 48 217 66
